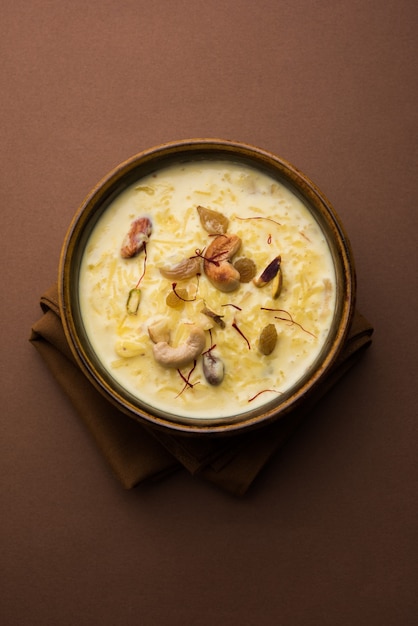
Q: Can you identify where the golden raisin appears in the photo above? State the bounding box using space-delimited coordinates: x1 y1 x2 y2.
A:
233 257 257 283
197 205 229 234
166 288 188 308
259 323 278 355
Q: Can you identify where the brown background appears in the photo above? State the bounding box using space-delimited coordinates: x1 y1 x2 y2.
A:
1 1 417 625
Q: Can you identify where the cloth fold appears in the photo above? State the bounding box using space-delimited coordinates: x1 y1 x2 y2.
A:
30 284 373 495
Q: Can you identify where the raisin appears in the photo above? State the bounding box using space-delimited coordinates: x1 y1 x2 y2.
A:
259 323 278 355
233 257 257 283
197 205 229 234
166 288 188 308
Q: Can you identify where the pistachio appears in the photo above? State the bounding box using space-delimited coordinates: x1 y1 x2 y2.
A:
201 305 226 329
253 255 281 288
271 267 283 299
126 288 141 315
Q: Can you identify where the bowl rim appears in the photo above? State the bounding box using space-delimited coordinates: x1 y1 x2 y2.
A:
58 138 356 436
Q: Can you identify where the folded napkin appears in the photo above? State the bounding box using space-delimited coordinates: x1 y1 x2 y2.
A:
30 284 373 495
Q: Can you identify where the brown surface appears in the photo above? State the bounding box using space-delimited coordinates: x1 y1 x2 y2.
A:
1 1 417 625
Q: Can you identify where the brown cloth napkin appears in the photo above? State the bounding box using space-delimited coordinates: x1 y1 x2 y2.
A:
30 284 373 495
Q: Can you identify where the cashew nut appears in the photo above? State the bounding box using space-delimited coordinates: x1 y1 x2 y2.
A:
151 324 206 368
159 255 202 280
203 234 242 292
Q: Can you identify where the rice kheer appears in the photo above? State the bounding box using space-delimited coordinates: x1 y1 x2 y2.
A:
78 160 336 421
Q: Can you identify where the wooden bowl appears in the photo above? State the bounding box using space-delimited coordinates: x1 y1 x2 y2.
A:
59 139 356 435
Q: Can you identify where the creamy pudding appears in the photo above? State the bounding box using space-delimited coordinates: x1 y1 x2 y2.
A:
78 160 336 421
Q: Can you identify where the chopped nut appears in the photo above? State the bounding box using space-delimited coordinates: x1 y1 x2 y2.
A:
159 256 201 280
203 234 242 292
126 288 141 315
271 267 283 299
253 255 281 287
201 305 226 329
120 217 152 258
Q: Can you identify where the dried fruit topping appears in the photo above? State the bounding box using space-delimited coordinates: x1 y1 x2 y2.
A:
202 350 225 385
166 288 188 308
253 255 281 287
258 323 278 355
151 324 206 369
233 257 257 283
201 305 226 329
197 205 229 234
271 267 283 299
126 288 141 315
159 256 201 280
204 234 242 292
121 217 152 258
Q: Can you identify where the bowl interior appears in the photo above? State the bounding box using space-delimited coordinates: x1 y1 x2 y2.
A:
59 139 356 435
